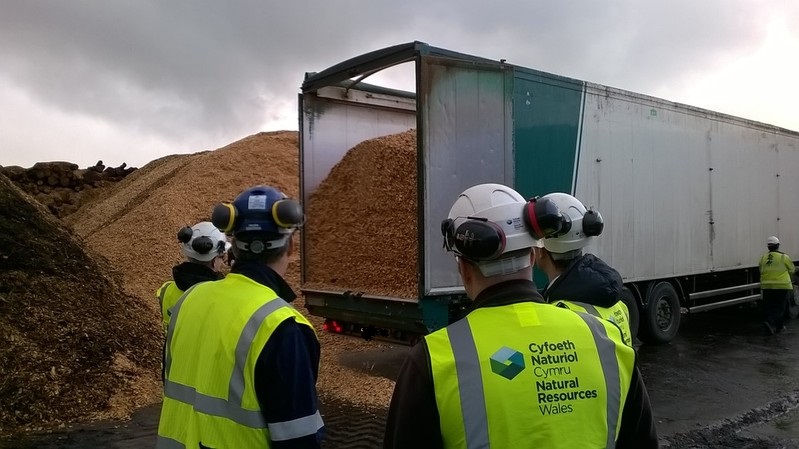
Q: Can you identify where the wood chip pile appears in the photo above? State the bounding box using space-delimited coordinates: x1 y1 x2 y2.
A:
0 175 161 434
1 130 406 436
305 129 419 299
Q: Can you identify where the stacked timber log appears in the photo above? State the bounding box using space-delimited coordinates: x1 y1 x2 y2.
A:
0 161 136 218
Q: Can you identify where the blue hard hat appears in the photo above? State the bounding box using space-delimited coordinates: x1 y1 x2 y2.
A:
212 185 304 238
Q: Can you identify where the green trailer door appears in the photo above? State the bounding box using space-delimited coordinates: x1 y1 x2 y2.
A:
512 69 585 198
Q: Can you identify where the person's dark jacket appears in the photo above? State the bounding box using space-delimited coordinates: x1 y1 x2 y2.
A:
383 279 658 449
171 261 224 291
543 253 623 307
231 260 324 449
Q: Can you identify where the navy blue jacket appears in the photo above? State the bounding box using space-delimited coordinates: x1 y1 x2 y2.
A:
232 260 324 448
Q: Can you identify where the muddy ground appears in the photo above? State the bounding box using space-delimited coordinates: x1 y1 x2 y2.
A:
3 304 799 449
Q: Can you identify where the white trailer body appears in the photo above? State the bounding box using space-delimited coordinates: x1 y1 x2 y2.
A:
300 42 799 344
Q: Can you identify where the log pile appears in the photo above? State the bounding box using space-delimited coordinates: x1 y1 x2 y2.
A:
0 160 136 218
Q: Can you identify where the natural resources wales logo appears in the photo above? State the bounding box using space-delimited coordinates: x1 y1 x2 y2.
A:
490 346 525 380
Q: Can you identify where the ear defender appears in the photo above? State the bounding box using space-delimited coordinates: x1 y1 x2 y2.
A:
272 199 305 228
582 208 604 237
211 203 237 234
211 199 304 235
178 225 215 255
523 196 570 239
440 217 507 261
177 226 194 243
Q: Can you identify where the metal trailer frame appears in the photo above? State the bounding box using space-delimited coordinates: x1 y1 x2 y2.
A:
299 41 799 344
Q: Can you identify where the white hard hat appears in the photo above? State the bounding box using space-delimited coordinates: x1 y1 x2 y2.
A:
540 193 604 255
443 183 535 275
178 221 230 262
767 236 780 246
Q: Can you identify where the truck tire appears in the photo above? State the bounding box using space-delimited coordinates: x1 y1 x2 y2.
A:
639 281 681 345
620 286 640 341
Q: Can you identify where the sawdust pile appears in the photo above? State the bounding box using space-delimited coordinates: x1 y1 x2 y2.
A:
0 175 161 434
305 129 418 298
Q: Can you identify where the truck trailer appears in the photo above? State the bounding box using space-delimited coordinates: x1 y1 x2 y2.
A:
299 41 799 345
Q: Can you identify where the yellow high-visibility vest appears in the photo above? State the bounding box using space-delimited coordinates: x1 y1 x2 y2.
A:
555 300 633 346
156 281 182 334
426 301 635 449
157 273 320 449
759 251 795 290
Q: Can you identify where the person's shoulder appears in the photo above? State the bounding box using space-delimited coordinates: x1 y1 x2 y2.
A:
156 280 174 295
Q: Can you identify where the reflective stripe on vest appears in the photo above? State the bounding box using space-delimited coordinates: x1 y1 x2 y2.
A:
270 411 325 441
157 275 321 449
428 302 635 449
576 312 621 448
163 288 287 428
557 300 633 347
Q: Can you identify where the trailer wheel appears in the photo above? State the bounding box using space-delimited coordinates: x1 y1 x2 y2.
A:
620 286 639 341
639 281 681 345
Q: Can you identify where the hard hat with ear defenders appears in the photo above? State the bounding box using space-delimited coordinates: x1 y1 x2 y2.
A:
211 185 304 255
177 221 230 262
211 185 304 237
536 192 603 254
441 183 538 262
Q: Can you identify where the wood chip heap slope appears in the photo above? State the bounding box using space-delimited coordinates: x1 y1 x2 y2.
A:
0 175 161 434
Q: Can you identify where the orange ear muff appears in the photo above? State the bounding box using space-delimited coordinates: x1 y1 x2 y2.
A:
211 203 237 233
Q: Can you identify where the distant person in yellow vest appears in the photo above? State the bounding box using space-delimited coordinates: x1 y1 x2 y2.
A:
532 193 634 346
157 185 324 448
384 183 658 449
759 236 795 335
155 222 229 334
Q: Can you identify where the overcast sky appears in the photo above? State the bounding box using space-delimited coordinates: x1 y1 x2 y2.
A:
1 1 797 169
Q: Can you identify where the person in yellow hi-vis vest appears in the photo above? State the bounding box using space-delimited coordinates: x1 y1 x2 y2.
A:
157 185 324 449
155 222 230 335
384 183 658 449
532 193 634 346
759 236 796 335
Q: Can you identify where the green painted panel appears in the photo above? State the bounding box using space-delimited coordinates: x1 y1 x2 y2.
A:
512 70 584 198
512 69 584 289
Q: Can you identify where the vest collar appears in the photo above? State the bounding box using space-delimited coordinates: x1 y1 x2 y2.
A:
230 260 297 302
471 279 545 310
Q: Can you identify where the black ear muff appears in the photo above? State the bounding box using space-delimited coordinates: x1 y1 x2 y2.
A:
212 203 237 233
272 199 304 228
215 240 227 255
582 209 604 237
191 236 214 254
441 218 456 251
523 197 567 239
177 226 193 243
451 219 506 261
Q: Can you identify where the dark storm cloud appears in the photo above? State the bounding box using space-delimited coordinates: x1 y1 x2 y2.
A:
0 0 795 166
